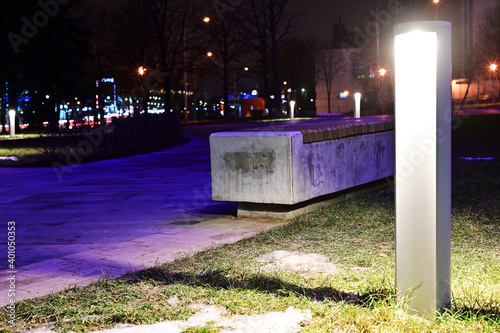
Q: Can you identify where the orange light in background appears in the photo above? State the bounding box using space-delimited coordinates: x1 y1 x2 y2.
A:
207 51 213 57
203 17 210 23
244 67 249 71
343 90 349 96
138 66 146 75
379 68 387 76
490 63 498 72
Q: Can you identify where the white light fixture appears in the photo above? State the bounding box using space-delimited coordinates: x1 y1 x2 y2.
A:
394 21 452 316
290 100 295 119
354 92 361 118
8 110 16 138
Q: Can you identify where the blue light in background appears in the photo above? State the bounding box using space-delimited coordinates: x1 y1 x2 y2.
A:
458 157 495 161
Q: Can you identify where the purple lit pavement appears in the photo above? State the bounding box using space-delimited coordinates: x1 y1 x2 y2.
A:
0 123 287 306
0 116 397 306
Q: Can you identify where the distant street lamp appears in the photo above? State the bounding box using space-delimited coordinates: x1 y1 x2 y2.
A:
203 16 210 23
490 63 498 104
138 66 147 116
290 100 295 119
379 68 387 112
8 110 16 137
207 51 213 58
354 92 361 118
343 90 349 112
433 0 439 20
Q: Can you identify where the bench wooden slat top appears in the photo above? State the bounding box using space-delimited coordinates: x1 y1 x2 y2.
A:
221 115 394 144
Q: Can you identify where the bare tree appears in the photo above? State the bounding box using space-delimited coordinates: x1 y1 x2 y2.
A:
316 47 347 114
477 0 500 61
82 0 156 122
458 51 479 110
143 0 192 115
477 0 500 102
280 37 317 115
239 0 298 117
202 1 246 118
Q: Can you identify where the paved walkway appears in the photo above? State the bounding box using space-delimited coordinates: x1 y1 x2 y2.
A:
0 115 395 306
0 123 285 306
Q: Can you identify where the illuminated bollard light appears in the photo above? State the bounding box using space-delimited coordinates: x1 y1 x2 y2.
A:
394 21 452 316
354 92 361 119
290 100 295 120
8 110 16 138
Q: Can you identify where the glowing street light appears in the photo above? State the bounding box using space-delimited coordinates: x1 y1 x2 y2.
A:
378 69 388 112
207 51 213 57
203 16 210 23
8 110 16 137
433 0 439 20
289 100 295 119
354 92 361 118
244 67 249 71
490 63 498 104
137 66 147 116
394 20 452 317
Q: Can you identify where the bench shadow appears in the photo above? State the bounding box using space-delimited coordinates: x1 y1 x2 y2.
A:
123 266 500 323
124 266 393 307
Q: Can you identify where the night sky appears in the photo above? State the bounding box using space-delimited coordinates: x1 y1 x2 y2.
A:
291 0 496 43
290 0 372 39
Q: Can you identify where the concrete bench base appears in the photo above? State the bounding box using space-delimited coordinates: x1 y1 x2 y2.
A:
237 179 391 220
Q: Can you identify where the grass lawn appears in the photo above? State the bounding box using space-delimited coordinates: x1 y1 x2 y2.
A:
1 115 499 332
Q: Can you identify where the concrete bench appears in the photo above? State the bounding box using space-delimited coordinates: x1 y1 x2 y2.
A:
210 116 395 219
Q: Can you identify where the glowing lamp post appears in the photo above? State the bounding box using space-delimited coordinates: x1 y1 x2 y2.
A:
290 100 295 119
8 110 16 137
394 21 452 316
378 68 387 112
354 92 361 118
490 63 497 104
138 66 146 116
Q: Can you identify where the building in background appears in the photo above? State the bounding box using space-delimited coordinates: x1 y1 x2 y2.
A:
315 0 479 115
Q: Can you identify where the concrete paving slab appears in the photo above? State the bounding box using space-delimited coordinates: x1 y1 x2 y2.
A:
0 123 294 306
